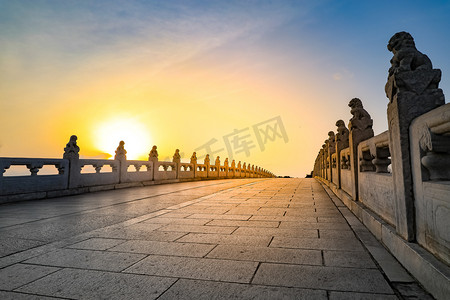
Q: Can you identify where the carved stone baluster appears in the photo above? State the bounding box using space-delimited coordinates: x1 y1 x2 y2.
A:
359 150 375 172
372 147 391 173
341 155 348 169
1 164 11 177
56 163 65 175
27 163 43 176
93 164 103 173
420 127 450 180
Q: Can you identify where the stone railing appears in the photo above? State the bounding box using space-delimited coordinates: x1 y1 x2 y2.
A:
0 139 275 203
313 32 449 300
410 104 450 265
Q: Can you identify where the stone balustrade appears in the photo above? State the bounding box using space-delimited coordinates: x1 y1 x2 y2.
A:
0 158 69 196
410 103 450 266
0 140 274 203
312 32 449 300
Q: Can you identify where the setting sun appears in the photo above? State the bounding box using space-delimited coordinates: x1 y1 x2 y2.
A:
93 118 152 160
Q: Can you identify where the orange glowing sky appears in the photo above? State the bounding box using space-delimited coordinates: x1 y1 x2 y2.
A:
1 1 449 177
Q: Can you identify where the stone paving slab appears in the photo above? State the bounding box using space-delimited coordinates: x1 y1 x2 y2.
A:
109 240 215 257
252 263 394 293
205 219 280 228
177 233 272 246
270 236 365 251
142 216 211 225
206 244 322 265
329 291 398 300
188 213 252 220
278 221 351 230
0 237 45 257
92 226 186 241
0 178 433 299
17 268 176 299
24 248 146 271
0 291 60 300
249 215 317 222
124 255 259 283
158 279 327 299
232 227 318 238
157 224 238 234
318 229 356 238
67 238 126 250
323 250 377 268
0 264 59 290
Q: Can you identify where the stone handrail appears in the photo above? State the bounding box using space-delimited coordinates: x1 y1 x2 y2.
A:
0 141 275 203
0 158 69 196
312 32 449 300
358 131 391 173
410 103 450 265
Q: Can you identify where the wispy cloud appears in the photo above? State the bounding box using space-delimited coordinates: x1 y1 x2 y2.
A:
0 1 306 81
332 68 354 81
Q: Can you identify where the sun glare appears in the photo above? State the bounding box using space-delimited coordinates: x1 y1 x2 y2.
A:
94 118 152 160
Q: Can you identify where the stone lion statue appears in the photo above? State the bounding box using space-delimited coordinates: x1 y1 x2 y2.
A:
172 149 181 163
190 152 197 164
328 131 336 153
335 120 349 144
348 98 373 131
63 135 80 159
148 145 158 161
387 31 432 77
114 140 127 160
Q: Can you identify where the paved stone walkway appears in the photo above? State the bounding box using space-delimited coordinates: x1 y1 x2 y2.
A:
0 178 431 299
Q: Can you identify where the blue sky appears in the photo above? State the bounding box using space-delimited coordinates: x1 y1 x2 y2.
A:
1 0 449 176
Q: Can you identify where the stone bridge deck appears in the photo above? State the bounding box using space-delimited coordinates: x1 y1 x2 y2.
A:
0 179 431 299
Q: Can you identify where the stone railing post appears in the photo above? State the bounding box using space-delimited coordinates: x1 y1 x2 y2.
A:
215 156 220 178
173 149 181 179
224 158 229 177
63 135 81 188
385 31 445 240
327 131 336 183
348 98 374 201
231 160 236 178
190 152 197 178
204 154 210 178
148 145 158 179
114 140 127 183
335 120 349 187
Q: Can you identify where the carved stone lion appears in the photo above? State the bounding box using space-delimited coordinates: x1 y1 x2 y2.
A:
172 149 181 163
63 135 80 159
348 98 373 131
335 120 349 145
387 31 432 77
148 145 158 161
190 152 197 164
114 140 127 160
328 131 336 154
